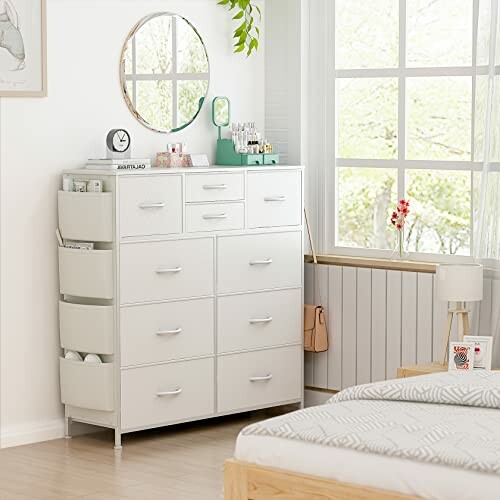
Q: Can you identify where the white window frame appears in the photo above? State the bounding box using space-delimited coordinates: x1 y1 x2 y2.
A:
323 0 500 264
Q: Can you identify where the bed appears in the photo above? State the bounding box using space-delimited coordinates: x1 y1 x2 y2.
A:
225 371 500 499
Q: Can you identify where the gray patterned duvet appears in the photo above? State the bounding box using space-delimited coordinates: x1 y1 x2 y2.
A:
241 371 500 475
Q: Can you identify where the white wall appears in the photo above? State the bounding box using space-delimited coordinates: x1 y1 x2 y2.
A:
0 0 265 447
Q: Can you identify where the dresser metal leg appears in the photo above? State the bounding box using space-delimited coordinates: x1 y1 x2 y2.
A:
64 417 72 439
114 429 122 450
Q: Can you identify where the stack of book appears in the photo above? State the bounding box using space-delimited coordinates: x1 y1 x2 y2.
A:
85 158 151 170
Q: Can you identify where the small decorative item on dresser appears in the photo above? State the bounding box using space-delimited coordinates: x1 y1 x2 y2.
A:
463 335 493 370
390 199 410 259
448 342 475 371
106 129 131 159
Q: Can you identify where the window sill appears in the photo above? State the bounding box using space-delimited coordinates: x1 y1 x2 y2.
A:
304 254 437 274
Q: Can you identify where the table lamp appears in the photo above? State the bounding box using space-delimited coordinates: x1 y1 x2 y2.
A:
437 264 483 365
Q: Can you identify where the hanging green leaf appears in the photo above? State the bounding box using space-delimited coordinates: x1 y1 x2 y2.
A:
217 0 261 57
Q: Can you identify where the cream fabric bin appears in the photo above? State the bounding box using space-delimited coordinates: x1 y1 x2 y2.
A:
60 357 114 411
58 248 114 299
59 301 114 354
58 191 113 242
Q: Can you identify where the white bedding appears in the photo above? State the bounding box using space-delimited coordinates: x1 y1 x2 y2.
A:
234 372 500 499
236 433 500 500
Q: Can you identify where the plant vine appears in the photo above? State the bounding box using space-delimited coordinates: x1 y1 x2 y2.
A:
217 0 261 57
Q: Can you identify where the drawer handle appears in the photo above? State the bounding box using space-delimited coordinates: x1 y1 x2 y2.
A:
264 196 286 202
249 317 273 324
156 327 183 336
156 267 182 274
202 213 228 220
249 259 273 266
249 374 273 382
202 184 228 190
156 388 182 397
139 202 166 209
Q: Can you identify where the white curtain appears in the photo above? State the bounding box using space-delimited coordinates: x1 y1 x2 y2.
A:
474 0 500 364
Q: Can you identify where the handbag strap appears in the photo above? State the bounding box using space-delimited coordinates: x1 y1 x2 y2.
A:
304 209 324 306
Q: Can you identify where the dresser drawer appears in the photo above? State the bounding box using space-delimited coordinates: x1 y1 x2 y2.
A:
185 203 244 233
217 232 302 294
119 176 182 237
121 357 214 430
218 289 302 354
247 171 302 228
185 173 244 202
217 346 302 413
120 298 214 366
120 238 214 304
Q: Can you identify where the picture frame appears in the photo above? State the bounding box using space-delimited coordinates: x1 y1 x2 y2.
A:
448 342 475 371
463 335 493 370
0 0 47 97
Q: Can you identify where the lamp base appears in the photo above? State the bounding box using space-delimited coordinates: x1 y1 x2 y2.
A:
441 303 470 365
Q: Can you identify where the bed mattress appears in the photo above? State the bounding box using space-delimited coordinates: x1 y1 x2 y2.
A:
235 372 500 499
236 432 500 499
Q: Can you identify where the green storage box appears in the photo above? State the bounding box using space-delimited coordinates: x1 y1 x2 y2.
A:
216 139 279 167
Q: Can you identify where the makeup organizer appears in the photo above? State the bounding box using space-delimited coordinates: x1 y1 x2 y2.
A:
212 96 280 166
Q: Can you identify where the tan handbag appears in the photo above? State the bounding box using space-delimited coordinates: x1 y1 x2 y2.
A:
304 210 329 353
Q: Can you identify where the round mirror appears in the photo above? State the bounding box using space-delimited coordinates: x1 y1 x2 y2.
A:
120 13 210 133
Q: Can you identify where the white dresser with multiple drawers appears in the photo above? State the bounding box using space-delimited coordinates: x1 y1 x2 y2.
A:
57 165 304 448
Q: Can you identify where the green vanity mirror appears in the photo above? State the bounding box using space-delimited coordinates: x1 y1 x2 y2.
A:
212 96 231 139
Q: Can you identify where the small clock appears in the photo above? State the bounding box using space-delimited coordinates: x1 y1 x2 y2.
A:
106 129 131 159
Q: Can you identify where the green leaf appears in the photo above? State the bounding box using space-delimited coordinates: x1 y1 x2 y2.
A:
234 20 247 36
234 43 245 53
238 0 250 9
255 26 260 36
255 5 262 19
249 38 258 51
217 0 230 5
232 10 244 19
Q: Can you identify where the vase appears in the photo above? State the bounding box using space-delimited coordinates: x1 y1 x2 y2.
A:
392 229 409 260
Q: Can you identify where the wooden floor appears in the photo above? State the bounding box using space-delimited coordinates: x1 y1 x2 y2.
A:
0 410 282 500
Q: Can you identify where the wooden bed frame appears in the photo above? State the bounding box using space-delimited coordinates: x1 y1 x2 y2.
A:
224 459 419 499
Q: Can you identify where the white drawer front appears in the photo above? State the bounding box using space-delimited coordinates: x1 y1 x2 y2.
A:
119 176 182 237
120 238 214 304
217 232 302 294
218 289 302 353
247 171 302 228
217 346 302 413
121 298 214 366
185 203 244 233
186 173 244 202
121 357 214 430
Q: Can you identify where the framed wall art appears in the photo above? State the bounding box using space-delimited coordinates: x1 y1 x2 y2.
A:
0 0 47 97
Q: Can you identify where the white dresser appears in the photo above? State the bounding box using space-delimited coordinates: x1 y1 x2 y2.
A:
57 166 304 448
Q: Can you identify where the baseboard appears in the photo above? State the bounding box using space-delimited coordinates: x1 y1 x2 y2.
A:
1 419 65 449
0 418 104 448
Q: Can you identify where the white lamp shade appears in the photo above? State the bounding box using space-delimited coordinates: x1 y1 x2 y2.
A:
437 264 483 302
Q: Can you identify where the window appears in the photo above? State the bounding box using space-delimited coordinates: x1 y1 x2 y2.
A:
332 0 497 258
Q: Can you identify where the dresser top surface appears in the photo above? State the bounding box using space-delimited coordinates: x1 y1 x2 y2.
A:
63 165 304 176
